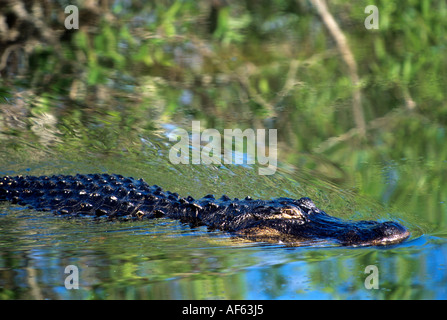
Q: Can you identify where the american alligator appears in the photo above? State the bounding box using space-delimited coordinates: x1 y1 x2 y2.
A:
0 173 410 246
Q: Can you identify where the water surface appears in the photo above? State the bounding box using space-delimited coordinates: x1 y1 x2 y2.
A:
1 126 446 300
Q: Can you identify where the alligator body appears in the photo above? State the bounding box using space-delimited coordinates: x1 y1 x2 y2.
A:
0 174 410 246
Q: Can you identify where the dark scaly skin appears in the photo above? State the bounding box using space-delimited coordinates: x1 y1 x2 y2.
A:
0 174 410 246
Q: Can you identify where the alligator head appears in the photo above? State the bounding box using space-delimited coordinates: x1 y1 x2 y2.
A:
231 197 410 246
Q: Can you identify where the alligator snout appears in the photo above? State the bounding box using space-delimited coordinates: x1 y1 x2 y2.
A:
357 221 410 246
314 218 411 247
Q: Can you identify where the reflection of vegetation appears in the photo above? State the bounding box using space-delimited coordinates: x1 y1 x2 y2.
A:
0 213 250 299
2 1 446 134
0 209 439 299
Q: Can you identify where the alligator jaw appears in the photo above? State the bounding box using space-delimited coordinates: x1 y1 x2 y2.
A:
237 219 410 247
332 220 410 247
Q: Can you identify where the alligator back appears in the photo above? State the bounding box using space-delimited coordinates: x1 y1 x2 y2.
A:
0 174 181 219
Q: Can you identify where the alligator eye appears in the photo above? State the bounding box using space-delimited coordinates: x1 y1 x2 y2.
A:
280 207 304 219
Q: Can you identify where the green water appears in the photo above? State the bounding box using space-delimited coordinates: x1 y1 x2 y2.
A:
0 125 446 299
1 0 447 300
